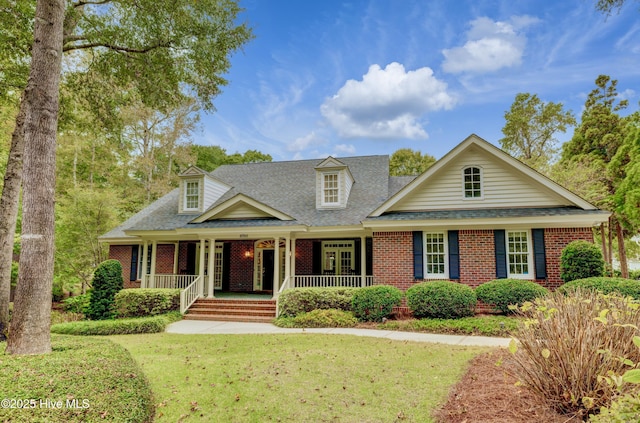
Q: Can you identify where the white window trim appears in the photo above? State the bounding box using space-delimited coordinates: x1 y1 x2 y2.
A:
183 179 200 211
506 229 534 280
424 231 449 279
461 165 484 200
322 172 341 206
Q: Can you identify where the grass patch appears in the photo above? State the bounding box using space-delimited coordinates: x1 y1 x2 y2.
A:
377 315 519 337
50 312 182 336
111 333 487 422
0 335 153 423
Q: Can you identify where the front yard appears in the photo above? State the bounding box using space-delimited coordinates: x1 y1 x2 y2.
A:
110 333 487 422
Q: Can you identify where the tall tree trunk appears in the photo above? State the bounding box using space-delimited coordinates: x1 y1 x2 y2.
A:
6 0 65 355
616 219 629 278
608 216 614 266
0 94 27 341
600 223 609 267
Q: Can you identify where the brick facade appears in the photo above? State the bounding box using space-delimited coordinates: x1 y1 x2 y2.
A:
108 245 139 289
294 239 314 275
229 241 255 291
372 227 595 292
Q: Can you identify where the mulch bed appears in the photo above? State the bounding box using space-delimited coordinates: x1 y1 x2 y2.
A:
434 349 584 423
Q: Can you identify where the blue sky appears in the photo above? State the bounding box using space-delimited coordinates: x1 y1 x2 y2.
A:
200 0 640 161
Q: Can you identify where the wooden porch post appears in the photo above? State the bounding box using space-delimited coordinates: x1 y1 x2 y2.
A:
291 236 296 289
207 238 215 298
173 242 179 275
273 237 280 295
140 240 149 288
198 239 206 297
149 240 158 288
360 235 366 287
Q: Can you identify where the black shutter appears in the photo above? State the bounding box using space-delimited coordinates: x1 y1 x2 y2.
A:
366 237 373 276
354 238 361 274
130 245 139 281
495 230 507 279
448 231 460 280
532 228 547 279
413 231 423 279
312 241 322 274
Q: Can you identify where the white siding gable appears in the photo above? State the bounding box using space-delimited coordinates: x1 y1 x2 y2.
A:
178 166 230 214
390 144 572 212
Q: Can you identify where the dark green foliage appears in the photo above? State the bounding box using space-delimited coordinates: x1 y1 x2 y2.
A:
558 277 640 299
275 309 359 328
114 288 180 318
475 279 548 314
560 240 605 282
278 287 359 317
406 281 476 319
87 259 123 320
62 293 91 314
51 312 182 335
52 277 64 302
351 285 403 322
379 315 518 337
0 336 154 423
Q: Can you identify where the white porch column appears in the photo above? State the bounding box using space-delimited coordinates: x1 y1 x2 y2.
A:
149 240 158 288
198 238 206 297
273 237 280 295
360 236 366 287
173 242 179 275
291 236 296 289
207 238 215 298
140 240 149 288
284 235 291 291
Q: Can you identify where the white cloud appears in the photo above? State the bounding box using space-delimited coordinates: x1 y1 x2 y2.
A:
320 62 456 140
333 144 356 156
442 16 538 74
287 131 329 152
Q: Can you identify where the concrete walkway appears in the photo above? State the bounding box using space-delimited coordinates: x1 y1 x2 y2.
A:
166 320 511 347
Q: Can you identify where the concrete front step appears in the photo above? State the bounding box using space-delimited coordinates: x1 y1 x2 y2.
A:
185 298 277 322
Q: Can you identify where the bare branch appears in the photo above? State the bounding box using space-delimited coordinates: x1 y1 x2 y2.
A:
70 0 113 8
63 40 172 53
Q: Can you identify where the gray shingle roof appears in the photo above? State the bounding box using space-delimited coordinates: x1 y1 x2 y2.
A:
363 207 610 222
101 155 395 238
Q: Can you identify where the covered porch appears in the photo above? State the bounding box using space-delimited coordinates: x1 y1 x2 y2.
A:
130 229 374 313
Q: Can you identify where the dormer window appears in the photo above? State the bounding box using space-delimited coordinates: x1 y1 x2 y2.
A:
463 166 483 199
323 173 339 205
184 180 200 210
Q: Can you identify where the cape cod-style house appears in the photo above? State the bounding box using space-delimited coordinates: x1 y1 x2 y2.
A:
100 135 610 320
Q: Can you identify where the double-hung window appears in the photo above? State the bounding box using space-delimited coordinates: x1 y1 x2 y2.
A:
506 230 532 278
184 180 200 210
323 173 339 205
463 166 482 199
424 232 448 278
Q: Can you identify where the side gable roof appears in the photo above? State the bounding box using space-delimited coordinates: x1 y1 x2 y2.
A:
370 134 598 216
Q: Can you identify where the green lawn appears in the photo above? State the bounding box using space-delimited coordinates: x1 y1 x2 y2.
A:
111 333 487 423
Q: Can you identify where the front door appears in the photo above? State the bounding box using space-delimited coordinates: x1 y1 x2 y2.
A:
262 249 274 291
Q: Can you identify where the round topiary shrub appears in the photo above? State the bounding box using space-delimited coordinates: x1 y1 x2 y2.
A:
87 259 124 320
406 281 476 319
558 277 640 300
560 240 605 282
351 285 403 322
475 279 548 314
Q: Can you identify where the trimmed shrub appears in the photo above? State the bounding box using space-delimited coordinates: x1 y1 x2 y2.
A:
278 287 359 317
87 259 124 320
51 312 182 335
351 285 403 322
557 277 640 300
62 293 91 314
475 279 548 314
560 240 605 282
275 309 359 328
406 281 476 319
114 288 180 318
512 290 640 418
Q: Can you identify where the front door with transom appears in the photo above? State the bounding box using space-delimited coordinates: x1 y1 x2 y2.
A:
253 239 286 292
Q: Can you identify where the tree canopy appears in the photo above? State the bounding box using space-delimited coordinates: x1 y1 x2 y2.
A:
389 148 436 176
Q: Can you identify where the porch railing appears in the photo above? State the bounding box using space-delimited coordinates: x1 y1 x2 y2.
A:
145 274 198 289
291 275 374 288
180 275 202 314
